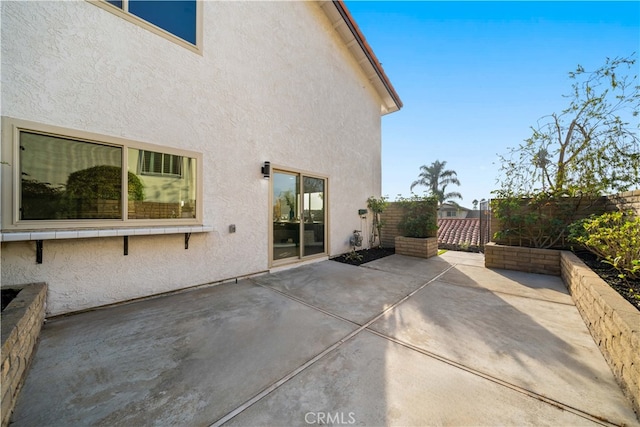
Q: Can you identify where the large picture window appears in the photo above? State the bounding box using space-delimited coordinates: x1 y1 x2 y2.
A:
1 118 202 230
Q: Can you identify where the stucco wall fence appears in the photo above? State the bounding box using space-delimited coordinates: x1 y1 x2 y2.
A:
1 283 47 427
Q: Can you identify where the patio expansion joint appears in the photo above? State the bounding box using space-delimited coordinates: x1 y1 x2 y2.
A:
211 265 458 427
364 327 618 426
436 277 577 307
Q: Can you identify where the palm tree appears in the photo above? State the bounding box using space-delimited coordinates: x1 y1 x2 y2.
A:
410 160 462 206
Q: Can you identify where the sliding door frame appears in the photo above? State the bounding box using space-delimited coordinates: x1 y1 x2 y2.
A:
269 166 329 268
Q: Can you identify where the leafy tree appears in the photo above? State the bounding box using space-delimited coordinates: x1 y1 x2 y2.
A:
497 54 640 196
472 199 479 209
410 160 462 206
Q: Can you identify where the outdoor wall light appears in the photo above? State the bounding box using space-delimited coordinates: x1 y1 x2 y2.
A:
261 161 271 179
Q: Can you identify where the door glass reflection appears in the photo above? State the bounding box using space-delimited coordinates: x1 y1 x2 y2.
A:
302 176 325 256
272 172 300 261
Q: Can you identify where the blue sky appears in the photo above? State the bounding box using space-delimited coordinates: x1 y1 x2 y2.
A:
344 1 640 206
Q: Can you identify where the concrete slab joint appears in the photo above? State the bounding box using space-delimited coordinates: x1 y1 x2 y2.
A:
1 283 47 427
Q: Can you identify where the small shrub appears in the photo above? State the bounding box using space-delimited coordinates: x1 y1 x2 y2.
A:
396 195 438 238
568 211 640 279
344 250 363 263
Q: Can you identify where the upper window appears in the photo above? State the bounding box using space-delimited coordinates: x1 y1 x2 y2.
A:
1 117 202 230
94 0 200 51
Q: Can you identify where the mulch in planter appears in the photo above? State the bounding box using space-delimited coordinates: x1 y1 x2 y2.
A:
332 247 395 266
574 250 640 312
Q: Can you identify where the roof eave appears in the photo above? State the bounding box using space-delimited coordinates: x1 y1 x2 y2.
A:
319 1 403 115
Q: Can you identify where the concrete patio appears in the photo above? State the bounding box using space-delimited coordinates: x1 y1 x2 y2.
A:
10 252 639 426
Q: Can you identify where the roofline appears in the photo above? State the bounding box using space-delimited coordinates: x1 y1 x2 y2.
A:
330 1 403 112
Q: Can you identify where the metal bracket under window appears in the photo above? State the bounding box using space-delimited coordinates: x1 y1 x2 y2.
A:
36 240 43 264
33 232 195 264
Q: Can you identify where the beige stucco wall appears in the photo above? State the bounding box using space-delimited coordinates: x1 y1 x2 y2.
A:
0 1 384 315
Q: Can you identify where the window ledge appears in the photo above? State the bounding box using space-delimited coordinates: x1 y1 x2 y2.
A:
1 225 213 242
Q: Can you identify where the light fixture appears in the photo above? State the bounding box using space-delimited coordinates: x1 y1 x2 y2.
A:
261 161 271 179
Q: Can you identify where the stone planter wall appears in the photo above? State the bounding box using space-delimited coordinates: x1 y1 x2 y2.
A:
484 242 561 275
560 252 639 416
395 236 437 259
1 283 47 427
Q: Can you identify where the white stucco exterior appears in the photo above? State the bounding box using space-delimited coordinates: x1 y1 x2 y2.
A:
1 1 399 315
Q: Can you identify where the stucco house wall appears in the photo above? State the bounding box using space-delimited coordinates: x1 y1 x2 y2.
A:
1 1 398 315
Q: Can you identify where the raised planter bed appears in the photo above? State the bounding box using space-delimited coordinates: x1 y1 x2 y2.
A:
484 242 560 275
1 283 47 427
560 252 639 417
395 236 437 259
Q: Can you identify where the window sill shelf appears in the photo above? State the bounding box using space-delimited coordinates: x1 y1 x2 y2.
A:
1 225 213 242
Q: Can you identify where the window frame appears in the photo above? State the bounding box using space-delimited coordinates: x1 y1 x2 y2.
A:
89 0 203 54
1 117 203 231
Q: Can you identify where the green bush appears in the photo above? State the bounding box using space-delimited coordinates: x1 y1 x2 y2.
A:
491 190 599 249
568 211 640 279
396 195 438 238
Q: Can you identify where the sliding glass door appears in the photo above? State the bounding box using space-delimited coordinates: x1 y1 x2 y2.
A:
272 170 326 263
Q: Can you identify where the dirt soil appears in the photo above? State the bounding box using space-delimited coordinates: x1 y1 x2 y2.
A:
332 247 395 266
574 250 640 312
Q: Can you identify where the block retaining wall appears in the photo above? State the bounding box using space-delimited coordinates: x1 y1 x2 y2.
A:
1 283 47 427
380 204 405 248
395 236 438 259
484 242 561 275
605 189 640 216
560 252 639 417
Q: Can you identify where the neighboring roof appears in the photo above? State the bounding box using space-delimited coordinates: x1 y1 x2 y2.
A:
439 203 471 211
318 1 403 115
438 219 480 247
